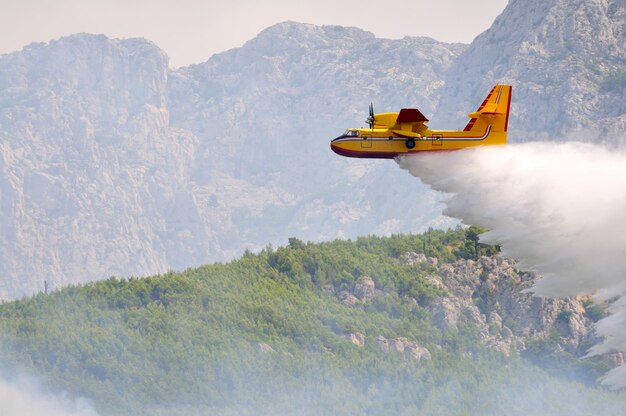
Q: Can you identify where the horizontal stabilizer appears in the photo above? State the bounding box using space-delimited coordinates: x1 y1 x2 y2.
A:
479 103 500 114
396 108 429 124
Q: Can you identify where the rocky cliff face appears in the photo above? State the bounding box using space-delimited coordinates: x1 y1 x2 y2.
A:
166 21 464 263
435 0 625 141
427 256 594 355
0 26 463 298
328 253 622 369
1 0 624 298
0 34 198 297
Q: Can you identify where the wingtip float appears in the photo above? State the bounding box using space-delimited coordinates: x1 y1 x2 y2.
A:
330 84 512 159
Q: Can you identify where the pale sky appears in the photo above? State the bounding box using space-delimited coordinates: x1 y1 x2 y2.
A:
0 0 508 67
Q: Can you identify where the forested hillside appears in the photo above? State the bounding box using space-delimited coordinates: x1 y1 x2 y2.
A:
0 229 624 415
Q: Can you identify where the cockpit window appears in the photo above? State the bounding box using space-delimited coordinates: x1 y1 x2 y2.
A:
344 130 359 137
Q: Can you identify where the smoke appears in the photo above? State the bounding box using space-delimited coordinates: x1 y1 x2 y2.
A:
0 372 99 416
397 141 626 388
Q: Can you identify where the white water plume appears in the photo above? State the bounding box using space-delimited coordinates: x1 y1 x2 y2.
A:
397 141 626 388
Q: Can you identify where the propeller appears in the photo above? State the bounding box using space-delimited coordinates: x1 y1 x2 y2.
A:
366 103 375 129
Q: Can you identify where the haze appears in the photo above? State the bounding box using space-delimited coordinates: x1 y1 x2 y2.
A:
0 0 508 67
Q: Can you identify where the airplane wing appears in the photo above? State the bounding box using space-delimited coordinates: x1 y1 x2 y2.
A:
391 108 429 137
391 129 423 138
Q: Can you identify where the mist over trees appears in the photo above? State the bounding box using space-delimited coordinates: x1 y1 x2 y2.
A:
0 230 624 415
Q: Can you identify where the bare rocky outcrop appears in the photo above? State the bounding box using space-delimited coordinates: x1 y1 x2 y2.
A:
375 335 389 352
401 252 439 267
372 335 431 361
337 276 382 306
402 252 427 265
419 254 600 357
353 276 376 302
405 343 432 361
338 291 359 307
430 297 462 331
347 333 366 347
330 252 613 367
342 331 432 362
257 342 275 353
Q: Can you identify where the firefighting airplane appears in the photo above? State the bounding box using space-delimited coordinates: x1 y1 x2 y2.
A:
330 84 512 158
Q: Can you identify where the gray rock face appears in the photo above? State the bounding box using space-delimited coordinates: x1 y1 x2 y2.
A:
0 34 197 298
166 22 464 262
328 252 609 364
375 335 389 352
354 276 376 302
1 1 625 298
371 335 432 361
339 290 359 307
405 343 432 361
430 297 462 331
0 26 464 298
401 252 427 265
347 332 365 347
435 0 625 141
422 254 598 356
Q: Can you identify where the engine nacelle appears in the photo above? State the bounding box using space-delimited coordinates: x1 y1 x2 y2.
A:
371 112 399 127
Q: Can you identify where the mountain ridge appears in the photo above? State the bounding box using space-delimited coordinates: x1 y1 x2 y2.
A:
1 0 625 297
434 0 625 139
0 25 462 298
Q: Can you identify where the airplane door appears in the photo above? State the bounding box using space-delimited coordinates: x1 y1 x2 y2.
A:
361 135 372 148
432 134 443 146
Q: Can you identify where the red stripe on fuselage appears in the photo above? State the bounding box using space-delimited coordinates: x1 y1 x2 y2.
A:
330 144 397 159
330 144 459 159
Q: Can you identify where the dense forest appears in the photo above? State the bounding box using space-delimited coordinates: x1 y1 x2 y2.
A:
0 228 624 415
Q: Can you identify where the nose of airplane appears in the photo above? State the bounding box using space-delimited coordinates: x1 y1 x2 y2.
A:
330 139 353 157
330 135 343 155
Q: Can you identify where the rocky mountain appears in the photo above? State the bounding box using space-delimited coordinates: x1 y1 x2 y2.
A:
0 26 463 298
338 252 623 370
165 23 463 263
1 0 624 299
0 35 197 298
434 0 625 140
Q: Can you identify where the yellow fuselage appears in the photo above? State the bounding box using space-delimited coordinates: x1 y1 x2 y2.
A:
330 84 512 159
330 126 506 158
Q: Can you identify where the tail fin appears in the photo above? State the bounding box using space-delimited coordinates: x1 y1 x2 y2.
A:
463 85 512 137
